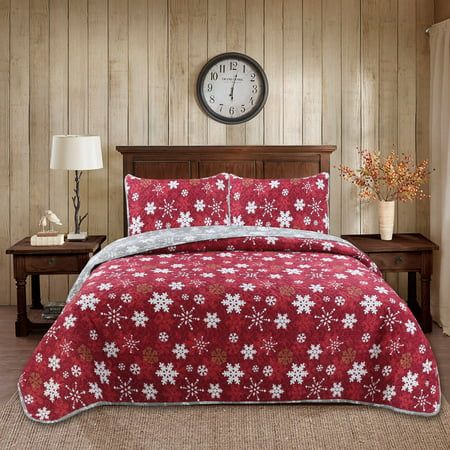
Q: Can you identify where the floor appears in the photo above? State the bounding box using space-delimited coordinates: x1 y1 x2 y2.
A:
0 306 449 406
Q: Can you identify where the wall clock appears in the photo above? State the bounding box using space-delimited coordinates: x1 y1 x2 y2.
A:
196 52 268 124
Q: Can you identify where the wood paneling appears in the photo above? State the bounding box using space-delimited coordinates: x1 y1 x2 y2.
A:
0 0 435 304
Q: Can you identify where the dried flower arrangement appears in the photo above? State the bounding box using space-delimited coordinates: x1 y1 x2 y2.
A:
338 150 430 202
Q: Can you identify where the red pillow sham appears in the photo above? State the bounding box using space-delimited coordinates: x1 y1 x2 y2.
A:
229 173 329 233
125 173 229 235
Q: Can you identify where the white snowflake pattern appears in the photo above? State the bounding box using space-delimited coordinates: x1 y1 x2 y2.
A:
222 363 245 384
88 382 103 400
241 344 257 360
130 216 144 234
222 293 246 314
113 377 138 402
287 363 308 385
307 344 323 360
156 362 179 385
382 384 396 401
204 312 221 329
131 311 149 327
103 342 120 358
142 383 158 400
401 371 419 393
36 407 51 421
347 362 367 383
245 306 270 331
94 361 111 384
176 211 194 227
244 378 266 400
100 304 127 329
43 378 60 403
172 343 189 360
274 313 291 329
363 377 381 401
180 378 205 401
292 294 315 314
208 383 223 399
306 377 327 399
76 293 100 311
314 307 338 331
359 295 382 314
148 292 174 312
174 305 200 330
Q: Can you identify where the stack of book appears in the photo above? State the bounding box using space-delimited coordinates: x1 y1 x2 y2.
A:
42 304 65 320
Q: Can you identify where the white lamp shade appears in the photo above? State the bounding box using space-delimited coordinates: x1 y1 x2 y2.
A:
50 135 103 170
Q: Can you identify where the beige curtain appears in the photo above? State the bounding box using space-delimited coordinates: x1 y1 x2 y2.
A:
430 19 450 335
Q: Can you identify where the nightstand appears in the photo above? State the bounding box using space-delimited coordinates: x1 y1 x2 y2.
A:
341 233 438 333
6 235 106 336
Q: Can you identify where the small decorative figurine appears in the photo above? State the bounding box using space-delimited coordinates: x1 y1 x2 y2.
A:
36 210 63 238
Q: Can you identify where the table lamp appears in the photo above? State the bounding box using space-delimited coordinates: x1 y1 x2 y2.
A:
50 135 103 241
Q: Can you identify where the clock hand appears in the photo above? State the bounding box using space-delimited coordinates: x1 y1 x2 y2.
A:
229 73 238 101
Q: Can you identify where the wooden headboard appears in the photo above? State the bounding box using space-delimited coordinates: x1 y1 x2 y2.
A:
116 145 336 234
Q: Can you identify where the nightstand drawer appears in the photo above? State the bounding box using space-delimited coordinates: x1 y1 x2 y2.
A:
369 252 422 271
24 255 86 274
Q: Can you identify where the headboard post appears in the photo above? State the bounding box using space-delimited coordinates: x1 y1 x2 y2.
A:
117 145 336 236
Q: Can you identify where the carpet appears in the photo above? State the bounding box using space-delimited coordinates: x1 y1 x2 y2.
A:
1 393 449 450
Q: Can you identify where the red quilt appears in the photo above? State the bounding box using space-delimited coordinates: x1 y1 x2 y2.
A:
18 229 441 422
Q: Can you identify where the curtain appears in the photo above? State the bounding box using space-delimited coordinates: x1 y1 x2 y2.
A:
430 19 450 335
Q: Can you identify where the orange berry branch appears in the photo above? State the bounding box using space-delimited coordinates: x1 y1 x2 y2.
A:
337 149 430 202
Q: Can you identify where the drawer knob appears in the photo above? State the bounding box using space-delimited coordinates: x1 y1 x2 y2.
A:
394 256 403 264
47 257 56 266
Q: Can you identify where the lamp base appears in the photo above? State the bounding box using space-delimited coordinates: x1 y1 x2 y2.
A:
67 231 88 241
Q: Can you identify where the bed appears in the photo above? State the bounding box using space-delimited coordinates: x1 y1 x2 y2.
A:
18 145 441 423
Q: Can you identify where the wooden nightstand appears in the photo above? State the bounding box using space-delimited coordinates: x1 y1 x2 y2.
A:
341 233 438 333
6 235 106 336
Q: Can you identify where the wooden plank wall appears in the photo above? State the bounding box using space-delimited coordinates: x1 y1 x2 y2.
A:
0 0 434 304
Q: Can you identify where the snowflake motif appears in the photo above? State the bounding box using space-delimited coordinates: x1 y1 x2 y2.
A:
172 343 189 360
379 307 402 332
122 335 140 354
159 199 177 218
412 389 432 412
359 295 382 314
88 382 103 400
100 304 128 329
363 377 381 401
48 355 61 372
261 199 278 217
292 294 315 314
192 336 210 355
347 362 367 383
59 339 74 356
113 377 138 402
386 337 404 355
305 377 327 399
208 383 223 399
274 313 291 329
36 407 51 421
241 344 257 360
244 306 270 331
180 378 205 401
244 378 266 400
260 336 278 355
208 199 224 217
43 326 59 344
222 293 246 314
330 382 344 398
307 344 323 360
156 362 179 385
276 211 293 228
130 216 144 234
314 307 338 331
64 382 86 410
142 383 158 400
173 305 200 331
94 361 111 384
327 337 343 355
222 363 245 384
131 310 149 327
177 211 194 227
43 378 60 403
382 384 396 401
204 312 221 329
287 363 308 385
148 292 174 313
103 342 120 358
401 371 419 393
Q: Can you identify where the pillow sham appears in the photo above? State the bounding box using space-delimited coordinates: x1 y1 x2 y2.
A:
125 173 229 235
229 172 329 233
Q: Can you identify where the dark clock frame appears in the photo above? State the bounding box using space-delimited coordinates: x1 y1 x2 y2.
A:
196 52 269 125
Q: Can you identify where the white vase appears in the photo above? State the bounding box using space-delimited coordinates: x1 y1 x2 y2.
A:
378 200 395 240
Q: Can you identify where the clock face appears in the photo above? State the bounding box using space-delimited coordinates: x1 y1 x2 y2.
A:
197 53 268 124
